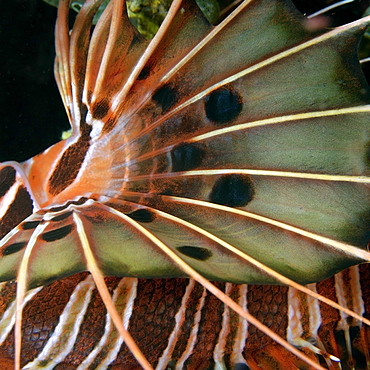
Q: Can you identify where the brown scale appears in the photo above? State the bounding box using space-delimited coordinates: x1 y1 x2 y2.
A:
62 276 121 365
0 274 368 368
115 279 189 367
0 274 88 366
182 282 225 369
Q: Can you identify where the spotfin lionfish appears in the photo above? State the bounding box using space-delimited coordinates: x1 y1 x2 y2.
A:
0 0 369 369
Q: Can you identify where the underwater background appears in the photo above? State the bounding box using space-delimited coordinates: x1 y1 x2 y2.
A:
0 0 68 163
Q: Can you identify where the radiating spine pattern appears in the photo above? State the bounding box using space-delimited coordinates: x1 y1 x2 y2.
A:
0 0 369 368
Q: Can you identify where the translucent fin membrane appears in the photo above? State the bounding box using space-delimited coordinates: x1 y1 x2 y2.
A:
0 0 369 368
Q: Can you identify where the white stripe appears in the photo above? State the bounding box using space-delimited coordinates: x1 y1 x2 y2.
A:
78 277 138 369
2 161 40 210
335 266 364 328
23 275 95 369
335 266 364 360
287 287 303 345
127 168 370 184
175 286 207 370
288 285 326 354
213 283 232 368
348 266 365 323
230 284 249 367
0 181 19 220
156 279 196 370
335 270 351 358
0 286 42 345
306 283 322 339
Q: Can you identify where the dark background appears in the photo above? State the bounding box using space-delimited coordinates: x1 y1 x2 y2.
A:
0 0 369 162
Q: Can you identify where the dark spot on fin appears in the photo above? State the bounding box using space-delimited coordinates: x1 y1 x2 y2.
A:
152 84 178 112
209 174 255 207
158 189 174 196
3 242 27 256
50 211 73 223
177 246 212 261
205 85 243 124
137 65 151 80
0 166 16 197
130 35 142 47
21 221 41 230
41 224 74 242
127 209 156 223
91 98 111 119
171 143 204 172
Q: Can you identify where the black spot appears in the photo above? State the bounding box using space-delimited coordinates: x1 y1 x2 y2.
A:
234 364 250 370
334 329 346 349
3 242 27 256
349 325 360 340
158 189 174 196
50 211 73 223
41 224 74 242
177 246 213 261
130 35 141 47
152 84 178 112
91 98 110 119
204 85 243 124
127 209 156 223
333 328 366 366
352 346 367 368
209 174 255 207
165 360 176 370
171 143 204 172
0 166 16 197
138 65 151 80
346 327 366 367
21 221 41 230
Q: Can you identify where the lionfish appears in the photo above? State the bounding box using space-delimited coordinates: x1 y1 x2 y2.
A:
0 0 369 369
